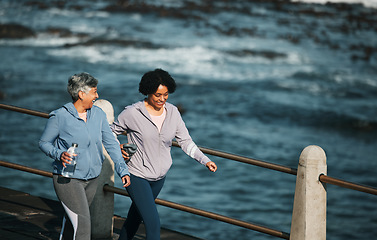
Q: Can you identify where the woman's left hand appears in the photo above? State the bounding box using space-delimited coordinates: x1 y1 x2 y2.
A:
206 161 217 172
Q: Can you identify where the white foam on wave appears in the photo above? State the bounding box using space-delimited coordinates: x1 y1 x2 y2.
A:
48 46 107 63
291 0 377 8
47 8 81 18
0 34 82 47
47 44 309 83
46 8 110 35
124 46 304 82
47 45 232 80
47 7 110 18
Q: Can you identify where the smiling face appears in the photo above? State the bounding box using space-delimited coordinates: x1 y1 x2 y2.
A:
146 84 169 112
75 87 99 112
83 87 99 109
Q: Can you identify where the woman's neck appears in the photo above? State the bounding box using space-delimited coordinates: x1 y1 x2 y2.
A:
73 101 87 113
144 100 164 116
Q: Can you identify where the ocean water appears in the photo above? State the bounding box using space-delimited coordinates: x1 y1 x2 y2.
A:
0 0 376 239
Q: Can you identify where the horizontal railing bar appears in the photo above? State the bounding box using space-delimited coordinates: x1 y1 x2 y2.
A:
320 174 377 196
172 141 297 175
0 160 53 178
103 184 290 239
0 103 49 118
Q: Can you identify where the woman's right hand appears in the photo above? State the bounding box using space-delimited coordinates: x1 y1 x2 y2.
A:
206 161 218 172
122 175 131 187
120 144 130 161
60 151 73 167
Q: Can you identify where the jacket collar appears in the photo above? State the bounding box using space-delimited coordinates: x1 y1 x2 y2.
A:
134 100 170 119
63 102 92 120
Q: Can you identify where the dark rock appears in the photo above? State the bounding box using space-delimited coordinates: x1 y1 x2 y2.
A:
64 37 163 49
0 23 35 39
227 49 287 60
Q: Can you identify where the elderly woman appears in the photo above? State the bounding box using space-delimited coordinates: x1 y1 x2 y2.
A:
39 72 130 240
111 68 217 240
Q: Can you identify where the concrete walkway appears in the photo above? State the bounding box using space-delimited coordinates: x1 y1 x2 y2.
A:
0 186 203 240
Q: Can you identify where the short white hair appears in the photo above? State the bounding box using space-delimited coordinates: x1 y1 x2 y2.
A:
67 72 98 102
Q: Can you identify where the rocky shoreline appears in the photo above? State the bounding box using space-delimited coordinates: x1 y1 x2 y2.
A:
1 0 376 62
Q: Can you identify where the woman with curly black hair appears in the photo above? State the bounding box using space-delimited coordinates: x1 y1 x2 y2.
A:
111 68 217 240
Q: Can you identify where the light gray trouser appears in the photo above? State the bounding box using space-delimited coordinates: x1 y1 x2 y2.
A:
53 175 98 240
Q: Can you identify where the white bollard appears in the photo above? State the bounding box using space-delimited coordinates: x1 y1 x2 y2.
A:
290 145 327 240
91 99 116 239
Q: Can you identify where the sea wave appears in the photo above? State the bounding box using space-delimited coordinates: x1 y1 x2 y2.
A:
292 0 377 8
1 1 377 240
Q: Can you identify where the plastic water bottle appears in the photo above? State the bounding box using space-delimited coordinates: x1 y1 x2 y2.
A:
62 143 78 178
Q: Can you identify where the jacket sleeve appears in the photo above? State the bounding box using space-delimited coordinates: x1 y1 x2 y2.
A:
39 113 65 162
174 112 211 166
101 112 130 178
111 108 129 136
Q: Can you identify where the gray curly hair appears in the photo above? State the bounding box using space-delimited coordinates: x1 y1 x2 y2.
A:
67 72 98 102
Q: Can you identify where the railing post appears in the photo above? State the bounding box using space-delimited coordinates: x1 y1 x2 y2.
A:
90 100 116 239
290 145 327 240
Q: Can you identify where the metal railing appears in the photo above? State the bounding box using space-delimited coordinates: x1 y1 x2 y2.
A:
319 174 377 195
176 142 377 196
1 103 377 239
103 184 290 239
0 159 290 239
2 103 376 196
171 141 298 175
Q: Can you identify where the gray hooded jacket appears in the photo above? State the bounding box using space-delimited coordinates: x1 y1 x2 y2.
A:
40 102 129 180
111 100 210 181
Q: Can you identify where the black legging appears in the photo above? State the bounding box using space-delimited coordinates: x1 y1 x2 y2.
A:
119 174 165 240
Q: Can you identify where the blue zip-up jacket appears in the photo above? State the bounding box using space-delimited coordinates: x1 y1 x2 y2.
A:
111 101 210 181
39 102 129 180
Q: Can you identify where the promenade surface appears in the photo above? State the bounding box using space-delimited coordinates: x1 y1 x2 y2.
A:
0 186 203 240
